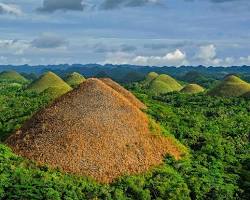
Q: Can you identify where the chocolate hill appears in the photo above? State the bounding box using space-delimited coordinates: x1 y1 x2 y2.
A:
0 70 28 83
181 84 205 94
148 74 183 94
6 78 181 183
208 75 250 97
27 72 72 94
65 72 86 88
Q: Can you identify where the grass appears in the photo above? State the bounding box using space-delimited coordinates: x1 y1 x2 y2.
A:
27 72 72 95
208 75 250 97
0 71 28 83
180 84 205 94
65 72 86 88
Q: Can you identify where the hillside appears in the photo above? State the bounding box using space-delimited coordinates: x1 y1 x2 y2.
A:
65 72 86 88
180 84 205 94
27 72 72 96
6 78 182 183
208 75 250 97
0 70 28 83
148 74 183 94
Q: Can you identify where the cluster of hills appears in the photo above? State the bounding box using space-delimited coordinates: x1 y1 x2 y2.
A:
1 68 250 184
142 72 250 97
1 70 250 98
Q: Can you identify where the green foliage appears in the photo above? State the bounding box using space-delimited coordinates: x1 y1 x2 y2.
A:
0 83 50 141
142 92 250 199
0 79 249 199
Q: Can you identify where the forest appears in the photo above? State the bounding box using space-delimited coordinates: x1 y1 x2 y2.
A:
0 73 249 200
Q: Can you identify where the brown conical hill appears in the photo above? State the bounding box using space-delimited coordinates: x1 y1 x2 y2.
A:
100 78 146 109
6 78 182 183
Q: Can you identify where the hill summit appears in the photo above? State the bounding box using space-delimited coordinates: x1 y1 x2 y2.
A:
208 75 250 97
181 84 205 94
27 72 72 97
0 70 27 83
6 78 182 183
65 72 86 88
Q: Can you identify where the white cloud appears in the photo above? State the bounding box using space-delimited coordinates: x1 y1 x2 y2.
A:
0 3 22 16
196 44 216 60
132 49 188 66
195 44 224 65
104 49 188 66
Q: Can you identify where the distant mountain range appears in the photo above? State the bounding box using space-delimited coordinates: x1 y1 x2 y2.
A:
1 64 250 83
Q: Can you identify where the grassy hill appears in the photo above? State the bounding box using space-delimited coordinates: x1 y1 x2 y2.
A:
65 72 85 88
27 72 72 96
0 71 28 83
208 75 250 97
145 72 159 84
148 74 182 94
180 84 205 94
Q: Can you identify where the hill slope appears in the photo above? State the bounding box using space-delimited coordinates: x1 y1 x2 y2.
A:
6 78 182 183
65 72 86 88
180 84 205 94
208 75 250 97
0 71 28 83
27 72 72 95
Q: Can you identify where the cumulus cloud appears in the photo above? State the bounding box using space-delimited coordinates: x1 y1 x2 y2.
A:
100 0 160 10
31 34 68 49
104 49 188 66
0 3 22 16
133 49 188 66
38 0 86 12
195 44 223 65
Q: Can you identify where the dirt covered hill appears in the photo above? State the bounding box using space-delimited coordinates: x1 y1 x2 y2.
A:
100 78 146 109
6 78 182 183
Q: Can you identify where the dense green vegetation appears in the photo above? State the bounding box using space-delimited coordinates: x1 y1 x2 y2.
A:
0 76 249 199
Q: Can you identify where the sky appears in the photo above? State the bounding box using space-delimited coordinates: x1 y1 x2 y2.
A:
0 0 250 66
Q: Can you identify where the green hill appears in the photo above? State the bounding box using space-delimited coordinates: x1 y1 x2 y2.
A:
0 71 28 83
208 75 250 97
180 84 205 94
148 74 182 94
145 72 159 84
65 72 85 88
27 72 72 96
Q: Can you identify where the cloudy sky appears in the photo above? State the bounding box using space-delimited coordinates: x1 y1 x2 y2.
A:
0 0 250 66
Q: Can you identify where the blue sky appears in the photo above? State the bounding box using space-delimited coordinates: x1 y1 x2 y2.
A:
0 0 250 66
